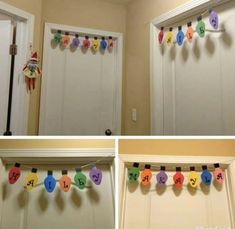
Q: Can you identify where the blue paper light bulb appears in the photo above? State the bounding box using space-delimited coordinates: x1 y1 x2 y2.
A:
44 171 56 193
201 165 212 186
100 37 107 50
176 26 184 46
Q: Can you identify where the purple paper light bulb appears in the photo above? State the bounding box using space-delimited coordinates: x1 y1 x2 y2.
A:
209 9 219 30
89 165 102 185
72 34 80 47
156 166 168 186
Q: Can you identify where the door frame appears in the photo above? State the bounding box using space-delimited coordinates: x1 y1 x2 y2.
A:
39 23 123 135
150 0 233 135
119 154 235 229
0 1 35 135
0 147 115 226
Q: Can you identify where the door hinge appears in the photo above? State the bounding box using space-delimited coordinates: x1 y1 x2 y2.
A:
9 44 17 56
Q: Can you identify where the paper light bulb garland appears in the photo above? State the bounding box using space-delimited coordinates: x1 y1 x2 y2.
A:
100 37 108 50
92 37 100 52
59 170 71 192
89 165 102 185
213 163 224 184
8 163 21 184
141 164 152 186
156 166 168 186
176 26 184 46
128 163 140 183
201 165 212 186
24 168 39 191
72 34 80 48
209 9 219 30
188 167 200 188
158 27 164 45
83 36 91 49
173 167 184 189
54 30 62 44
74 168 87 190
44 171 56 193
166 27 173 46
186 22 194 43
196 16 206 38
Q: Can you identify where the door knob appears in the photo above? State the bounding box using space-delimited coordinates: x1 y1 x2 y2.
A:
105 129 112 136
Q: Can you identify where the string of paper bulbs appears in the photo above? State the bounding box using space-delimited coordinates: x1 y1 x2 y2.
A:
53 30 114 52
128 163 224 189
158 9 220 46
8 161 104 193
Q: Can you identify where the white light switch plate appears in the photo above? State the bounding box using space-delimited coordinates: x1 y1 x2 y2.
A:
132 109 137 122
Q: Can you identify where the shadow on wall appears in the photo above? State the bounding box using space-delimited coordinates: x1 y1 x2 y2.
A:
127 179 223 196
1 180 101 212
164 28 233 62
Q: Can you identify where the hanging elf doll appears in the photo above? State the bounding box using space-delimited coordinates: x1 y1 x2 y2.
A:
23 52 41 91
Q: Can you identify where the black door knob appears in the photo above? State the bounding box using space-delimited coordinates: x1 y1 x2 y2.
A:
105 129 112 136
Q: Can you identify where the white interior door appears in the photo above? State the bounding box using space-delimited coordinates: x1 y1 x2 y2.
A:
0 14 29 135
121 163 234 229
0 20 12 134
0 163 114 229
152 1 235 135
40 24 122 136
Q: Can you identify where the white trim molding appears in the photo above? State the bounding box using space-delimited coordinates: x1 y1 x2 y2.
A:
150 0 233 135
119 154 235 229
0 148 115 164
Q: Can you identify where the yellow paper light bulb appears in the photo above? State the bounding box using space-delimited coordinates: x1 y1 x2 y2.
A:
24 168 39 191
188 167 200 188
166 28 173 46
92 37 100 52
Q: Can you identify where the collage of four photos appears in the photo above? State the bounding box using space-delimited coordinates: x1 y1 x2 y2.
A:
0 0 235 228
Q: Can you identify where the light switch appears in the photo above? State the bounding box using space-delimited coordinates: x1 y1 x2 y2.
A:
132 109 137 122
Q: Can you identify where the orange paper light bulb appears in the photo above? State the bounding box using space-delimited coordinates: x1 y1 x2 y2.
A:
186 22 194 43
61 32 70 47
213 163 224 184
141 164 152 186
59 170 71 192
173 167 184 189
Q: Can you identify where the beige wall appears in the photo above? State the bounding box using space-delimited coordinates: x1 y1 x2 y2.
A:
0 139 115 149
124 0 188 135
119 139 235 156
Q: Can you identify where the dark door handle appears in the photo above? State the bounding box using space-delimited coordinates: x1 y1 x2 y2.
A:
105 129 112 136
